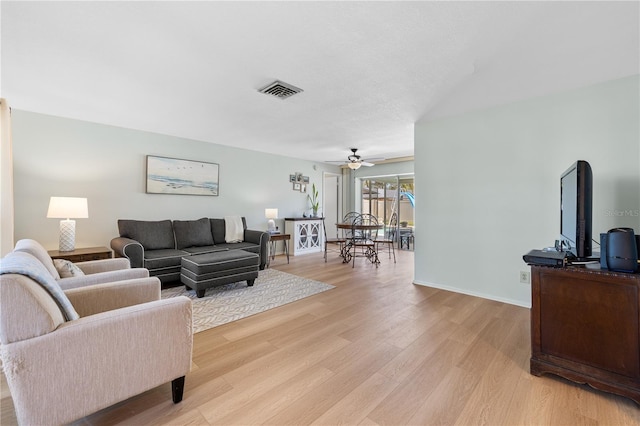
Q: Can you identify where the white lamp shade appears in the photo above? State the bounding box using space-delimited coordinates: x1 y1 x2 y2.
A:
47 197 88 252
265 208 278 232
47 197 88 219
265 208 278 219
347 162 362 170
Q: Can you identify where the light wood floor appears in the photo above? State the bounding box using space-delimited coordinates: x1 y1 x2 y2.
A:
3 249 640 425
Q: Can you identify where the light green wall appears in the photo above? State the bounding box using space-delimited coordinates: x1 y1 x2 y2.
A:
414 75 640 307
11 110 341 250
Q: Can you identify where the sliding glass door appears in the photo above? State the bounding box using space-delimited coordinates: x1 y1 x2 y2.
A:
359 175 414 249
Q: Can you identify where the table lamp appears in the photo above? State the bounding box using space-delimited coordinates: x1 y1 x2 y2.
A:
47 197 88 252
265 208 278 233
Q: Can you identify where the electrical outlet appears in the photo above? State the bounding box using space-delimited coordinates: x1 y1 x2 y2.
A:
520 271 530 284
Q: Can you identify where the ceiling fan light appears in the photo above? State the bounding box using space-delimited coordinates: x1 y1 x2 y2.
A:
348 162 361 170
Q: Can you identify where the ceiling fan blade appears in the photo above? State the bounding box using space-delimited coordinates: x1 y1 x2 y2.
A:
326 149 382 167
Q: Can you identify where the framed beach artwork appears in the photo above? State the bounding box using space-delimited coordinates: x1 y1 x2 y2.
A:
146 155 219 196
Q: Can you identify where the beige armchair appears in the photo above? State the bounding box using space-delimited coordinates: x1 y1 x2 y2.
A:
13 238 149 290
0 251 193 425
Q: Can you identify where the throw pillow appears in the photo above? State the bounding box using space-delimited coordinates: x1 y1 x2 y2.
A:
53 259 85 278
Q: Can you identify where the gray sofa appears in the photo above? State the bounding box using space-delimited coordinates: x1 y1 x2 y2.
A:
111 217 269 284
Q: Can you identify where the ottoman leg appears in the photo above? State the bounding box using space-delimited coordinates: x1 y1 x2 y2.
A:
247 279 255 287
196 289 206 298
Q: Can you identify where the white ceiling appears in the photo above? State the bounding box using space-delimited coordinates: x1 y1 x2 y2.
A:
2 1 638 164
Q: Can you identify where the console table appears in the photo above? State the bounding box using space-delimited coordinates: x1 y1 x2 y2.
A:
530 265 640 404
284 217 323 256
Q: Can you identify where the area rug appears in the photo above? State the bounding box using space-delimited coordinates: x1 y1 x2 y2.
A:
161 268 334 333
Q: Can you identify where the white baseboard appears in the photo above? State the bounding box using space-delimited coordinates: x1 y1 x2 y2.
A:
412 279 531 309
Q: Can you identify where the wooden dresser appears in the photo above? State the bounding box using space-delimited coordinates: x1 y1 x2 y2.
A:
530 265 640 404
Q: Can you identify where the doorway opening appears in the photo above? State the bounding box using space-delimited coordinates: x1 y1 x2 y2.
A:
322 172 343 240
359 175 414 250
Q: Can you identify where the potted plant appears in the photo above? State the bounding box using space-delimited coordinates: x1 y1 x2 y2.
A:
308 183 320 217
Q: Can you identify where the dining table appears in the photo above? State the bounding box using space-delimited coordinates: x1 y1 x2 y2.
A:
335 222 384 266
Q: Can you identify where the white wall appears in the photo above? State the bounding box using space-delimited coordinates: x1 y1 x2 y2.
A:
414 75 640 307
11 110 340 250
0 99 15 256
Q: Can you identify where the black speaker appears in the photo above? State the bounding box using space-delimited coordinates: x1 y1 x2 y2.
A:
604 228 638 273
600 233 608 269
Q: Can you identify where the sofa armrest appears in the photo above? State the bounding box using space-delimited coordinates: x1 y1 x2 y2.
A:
1 297 192 426
111 237 144 268
64 277 161 317
57 268 150 290
244 229 270 270
75 258 131 274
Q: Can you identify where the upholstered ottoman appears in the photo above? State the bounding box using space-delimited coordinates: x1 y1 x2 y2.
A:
180 250 260 298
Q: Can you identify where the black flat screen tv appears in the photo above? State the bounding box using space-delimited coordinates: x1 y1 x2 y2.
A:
560 160 593 259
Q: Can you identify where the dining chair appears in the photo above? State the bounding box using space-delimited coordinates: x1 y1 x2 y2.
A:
376 214 397 263
350 213 379 268
322 217 346 262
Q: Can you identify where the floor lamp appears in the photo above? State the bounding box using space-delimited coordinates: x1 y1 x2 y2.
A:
47 197 88 252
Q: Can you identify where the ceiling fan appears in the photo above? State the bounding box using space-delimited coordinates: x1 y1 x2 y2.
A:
328 148 382 170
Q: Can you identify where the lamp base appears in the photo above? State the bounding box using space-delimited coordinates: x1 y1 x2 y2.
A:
59 219 76 252
267 219 276 232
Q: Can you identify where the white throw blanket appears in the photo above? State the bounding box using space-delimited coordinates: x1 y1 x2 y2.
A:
224 216 244 243
0 251 79 321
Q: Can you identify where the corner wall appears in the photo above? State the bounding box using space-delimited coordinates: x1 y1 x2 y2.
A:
414 75 640 307
11 110 340 250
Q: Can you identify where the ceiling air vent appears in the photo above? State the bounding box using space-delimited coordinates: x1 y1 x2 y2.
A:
258 80 303 100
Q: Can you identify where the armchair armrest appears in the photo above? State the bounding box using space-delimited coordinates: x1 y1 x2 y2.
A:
57 267 150 290
75 258 131 274
1 297 192 426
111 237 144 268
64 277 161 317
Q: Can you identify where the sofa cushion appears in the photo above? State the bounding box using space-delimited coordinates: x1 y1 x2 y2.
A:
53 259 85 278
181 245 228 255
209 219 226 244
142 249 188 270
173 218 214 249
118 219 175 250
215 242 260 254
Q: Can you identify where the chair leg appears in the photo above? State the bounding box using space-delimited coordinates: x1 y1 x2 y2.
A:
172 376 185 403
352 247 356 268
324 242 327 262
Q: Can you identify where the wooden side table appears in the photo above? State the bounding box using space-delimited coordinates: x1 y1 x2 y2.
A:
267 234 290 267
48 246 112 262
